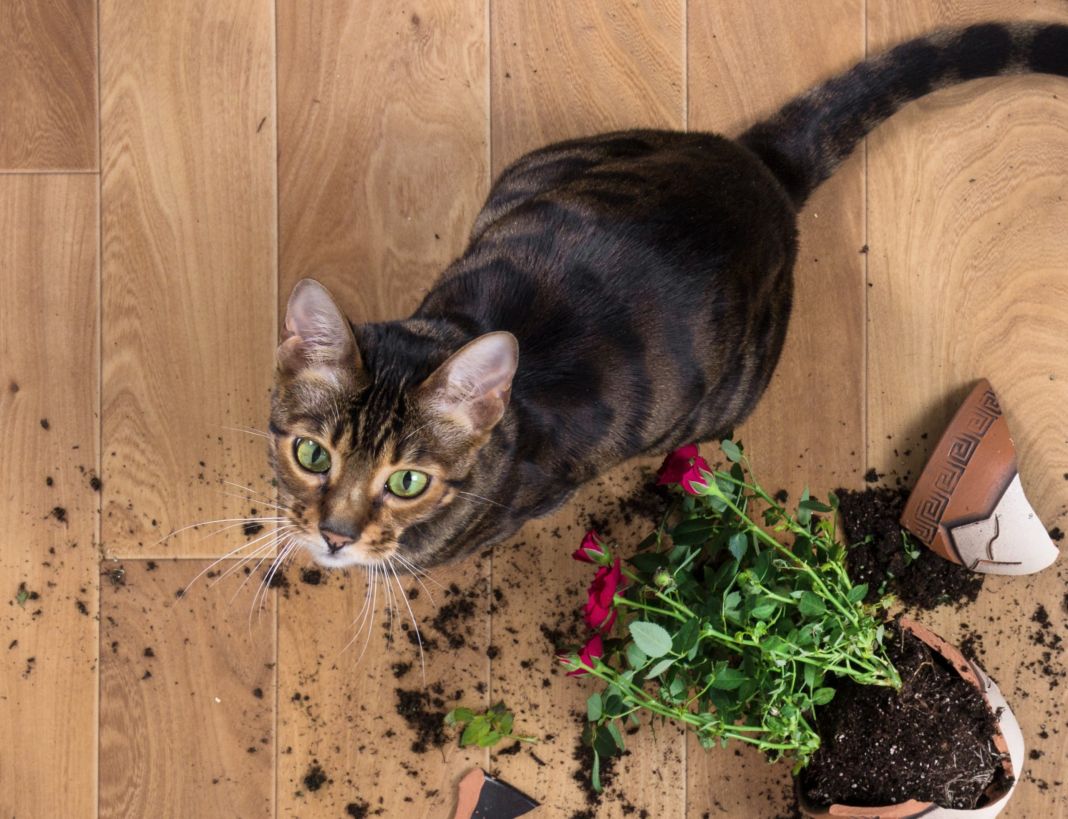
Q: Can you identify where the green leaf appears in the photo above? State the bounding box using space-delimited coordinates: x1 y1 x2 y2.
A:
721 439 742 462
673 618 701 655
646 658 675 679
799 498 832 513
606 721 626 751
846 583 869 604
445 707 475 726
625 642 647 669
630 552 667 575
500 713 514 734
812 687 836 706
750 600 777 621
15 588 28 608
710 667 746 690
798 591 826 618
478 730 502 747
461 720 487 747
803 664 817 689
591 725 618 759
587 692 603 722
629 621 673 658
727 532 748 562
592 750 602 792
672 518 717 538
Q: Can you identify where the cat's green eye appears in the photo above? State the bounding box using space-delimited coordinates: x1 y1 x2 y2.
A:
386 469 429 498
294 437 331 474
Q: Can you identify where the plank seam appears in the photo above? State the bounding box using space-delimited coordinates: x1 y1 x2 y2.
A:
0 169 100 175
95 0 104 813
485 0 494 778
272 0 280 816
862 0 870 479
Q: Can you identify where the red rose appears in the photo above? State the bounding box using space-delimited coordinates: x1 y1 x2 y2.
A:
657 444 710 495
584 557 623 632
566 633 604 677
572 530 606 564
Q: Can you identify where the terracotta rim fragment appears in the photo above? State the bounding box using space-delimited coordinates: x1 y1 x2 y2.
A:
797 618 1024 818
900 379 1058 575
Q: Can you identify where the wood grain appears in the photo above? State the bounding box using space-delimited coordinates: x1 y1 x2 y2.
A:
278 0 489 324
277 559 491 818
100 0 277 559
99 559 276 818
276 2 492 816
687 2 867 815
490 3 686 816
0 0 97 170
491 0 682 160
0 175 98 819
867 4 1068 816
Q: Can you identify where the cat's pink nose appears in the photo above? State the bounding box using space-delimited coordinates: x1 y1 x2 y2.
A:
320 527 354 554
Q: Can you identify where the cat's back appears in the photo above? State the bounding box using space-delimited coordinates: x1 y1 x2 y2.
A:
419 129 796 338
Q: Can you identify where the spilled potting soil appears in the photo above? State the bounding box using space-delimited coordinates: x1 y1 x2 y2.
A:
836 484 983 609
801 623 1008 810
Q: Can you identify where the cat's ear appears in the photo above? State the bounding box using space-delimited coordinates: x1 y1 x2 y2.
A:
418 332 519 436
278 279 361 373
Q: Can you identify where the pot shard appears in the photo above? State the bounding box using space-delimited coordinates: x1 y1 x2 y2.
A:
901 379 1058 575
798 619 1024 818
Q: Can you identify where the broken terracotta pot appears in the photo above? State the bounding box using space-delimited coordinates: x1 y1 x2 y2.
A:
798 618 1024 819
451 767 539 819
900 379 1058 575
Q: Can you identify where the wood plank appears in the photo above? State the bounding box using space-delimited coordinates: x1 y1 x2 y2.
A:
0 175 98 818
100 0 276 559
277 559 491 817
278 0 489 323
275 2 491 816
0 0 97 170
687 2 866 815
491 0 683 159
866 4 1068 817
489 3 687 816
99 559 276 818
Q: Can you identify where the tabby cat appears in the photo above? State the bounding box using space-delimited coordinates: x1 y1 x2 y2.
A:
270 22 1067 569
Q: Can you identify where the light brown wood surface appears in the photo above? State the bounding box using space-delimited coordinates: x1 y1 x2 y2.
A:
0 174 98 818
277 0 489 323
0 2 1066 817
100 0 277 559
0 0 98 171
99 560 276 818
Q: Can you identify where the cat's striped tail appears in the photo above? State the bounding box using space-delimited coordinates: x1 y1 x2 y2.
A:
739 22 1068 207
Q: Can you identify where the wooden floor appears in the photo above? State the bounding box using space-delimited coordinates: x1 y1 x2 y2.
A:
2 1 1068 816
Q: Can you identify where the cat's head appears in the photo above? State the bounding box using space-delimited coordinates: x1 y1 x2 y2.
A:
269 279 518 570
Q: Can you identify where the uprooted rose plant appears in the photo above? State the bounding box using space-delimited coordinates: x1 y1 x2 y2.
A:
560 441 901 791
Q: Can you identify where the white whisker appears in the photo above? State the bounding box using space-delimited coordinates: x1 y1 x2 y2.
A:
381 563 397 646
337 567 376 660
180 525 294 598
219 528 297 595
158 515 285 545
221 479 278 500
392 553 441 602
355 566 380 666
223 425 273 440
389 560 426 685
216 489 288 513
456 490 511 510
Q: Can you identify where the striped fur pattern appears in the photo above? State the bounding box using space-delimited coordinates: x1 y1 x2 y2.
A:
270 22 1068 568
